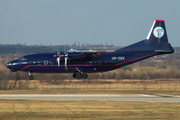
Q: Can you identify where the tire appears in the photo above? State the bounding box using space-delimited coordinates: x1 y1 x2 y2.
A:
73 73 77 78
29 75 34 80
82 73 88 79
76 73 81 79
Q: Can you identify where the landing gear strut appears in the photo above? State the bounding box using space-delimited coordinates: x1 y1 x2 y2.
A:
28 71 34 80
72 73 88 79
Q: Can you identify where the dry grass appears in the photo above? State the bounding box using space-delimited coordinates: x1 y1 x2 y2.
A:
5 79 180 90
1 79 180 95
0 100 180 120
0 89 180 95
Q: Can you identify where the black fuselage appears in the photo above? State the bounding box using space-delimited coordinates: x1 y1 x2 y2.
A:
5 20 174 79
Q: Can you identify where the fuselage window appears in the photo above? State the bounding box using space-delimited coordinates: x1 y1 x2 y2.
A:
44 60 48 65
98 61 102 64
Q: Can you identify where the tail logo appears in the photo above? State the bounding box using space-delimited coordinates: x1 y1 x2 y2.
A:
153 26 164 38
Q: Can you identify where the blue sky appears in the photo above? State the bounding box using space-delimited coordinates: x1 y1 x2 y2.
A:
0 0 180 46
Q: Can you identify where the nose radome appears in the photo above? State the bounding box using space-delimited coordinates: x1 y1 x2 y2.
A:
5 62 12 68
5 62 9 68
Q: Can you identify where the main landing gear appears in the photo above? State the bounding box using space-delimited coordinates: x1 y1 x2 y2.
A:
73 73 88 79
28 71 34 80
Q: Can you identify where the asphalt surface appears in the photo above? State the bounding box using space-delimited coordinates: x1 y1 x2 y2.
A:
0 94 180 102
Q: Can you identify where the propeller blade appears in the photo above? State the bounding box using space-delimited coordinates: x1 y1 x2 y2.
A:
65 53 68 67
57 57 60 67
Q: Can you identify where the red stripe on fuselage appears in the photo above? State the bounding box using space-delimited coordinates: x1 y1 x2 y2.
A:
20 53 157 71
115 53 156 65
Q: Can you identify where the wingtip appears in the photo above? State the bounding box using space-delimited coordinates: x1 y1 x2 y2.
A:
95 51 104 53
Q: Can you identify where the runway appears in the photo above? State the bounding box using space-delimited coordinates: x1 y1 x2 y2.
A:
0 94 180 102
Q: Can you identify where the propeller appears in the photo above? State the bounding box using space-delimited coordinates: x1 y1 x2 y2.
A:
56 46 61 67
57 57 60 67
56 44 68 68
64 44 68 68
65 53 68 68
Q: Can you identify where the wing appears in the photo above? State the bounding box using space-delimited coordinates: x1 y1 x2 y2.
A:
67 49 104 58
81 50 104 58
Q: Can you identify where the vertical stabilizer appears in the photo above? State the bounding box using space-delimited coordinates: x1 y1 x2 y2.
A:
146 19 168 43
114 19 174 53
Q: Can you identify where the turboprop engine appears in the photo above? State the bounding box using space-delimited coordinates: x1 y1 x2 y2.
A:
55 50 86 67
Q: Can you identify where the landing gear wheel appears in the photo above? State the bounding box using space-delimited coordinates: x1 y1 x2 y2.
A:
73 73 77 78
82 73 88 79
76 73 82 79
73 73 88 79
29 75 34 80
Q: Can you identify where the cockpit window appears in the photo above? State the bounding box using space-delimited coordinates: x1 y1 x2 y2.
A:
18 57 27 61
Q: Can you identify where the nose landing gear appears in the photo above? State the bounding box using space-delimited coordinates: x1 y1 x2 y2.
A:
72 73 88 79
28 71 34 80
29 75 34 80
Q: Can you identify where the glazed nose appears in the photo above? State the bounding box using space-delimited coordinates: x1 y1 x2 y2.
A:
5 62 8 67
5 62 11 68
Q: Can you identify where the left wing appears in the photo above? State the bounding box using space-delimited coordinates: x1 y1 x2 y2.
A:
67 49 104 58
81 50 104 58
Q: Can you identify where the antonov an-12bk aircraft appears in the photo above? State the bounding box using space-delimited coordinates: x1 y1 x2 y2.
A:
6 20 174 80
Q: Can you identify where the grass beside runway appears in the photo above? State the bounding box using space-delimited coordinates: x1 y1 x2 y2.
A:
0 100 180 120
0 89 180 95
1 79 180 95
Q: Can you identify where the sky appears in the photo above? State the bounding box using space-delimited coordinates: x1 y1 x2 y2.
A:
0 0 180 47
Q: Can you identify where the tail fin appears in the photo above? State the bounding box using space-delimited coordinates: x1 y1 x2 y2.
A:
114 19 174 53
147 19 168 43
